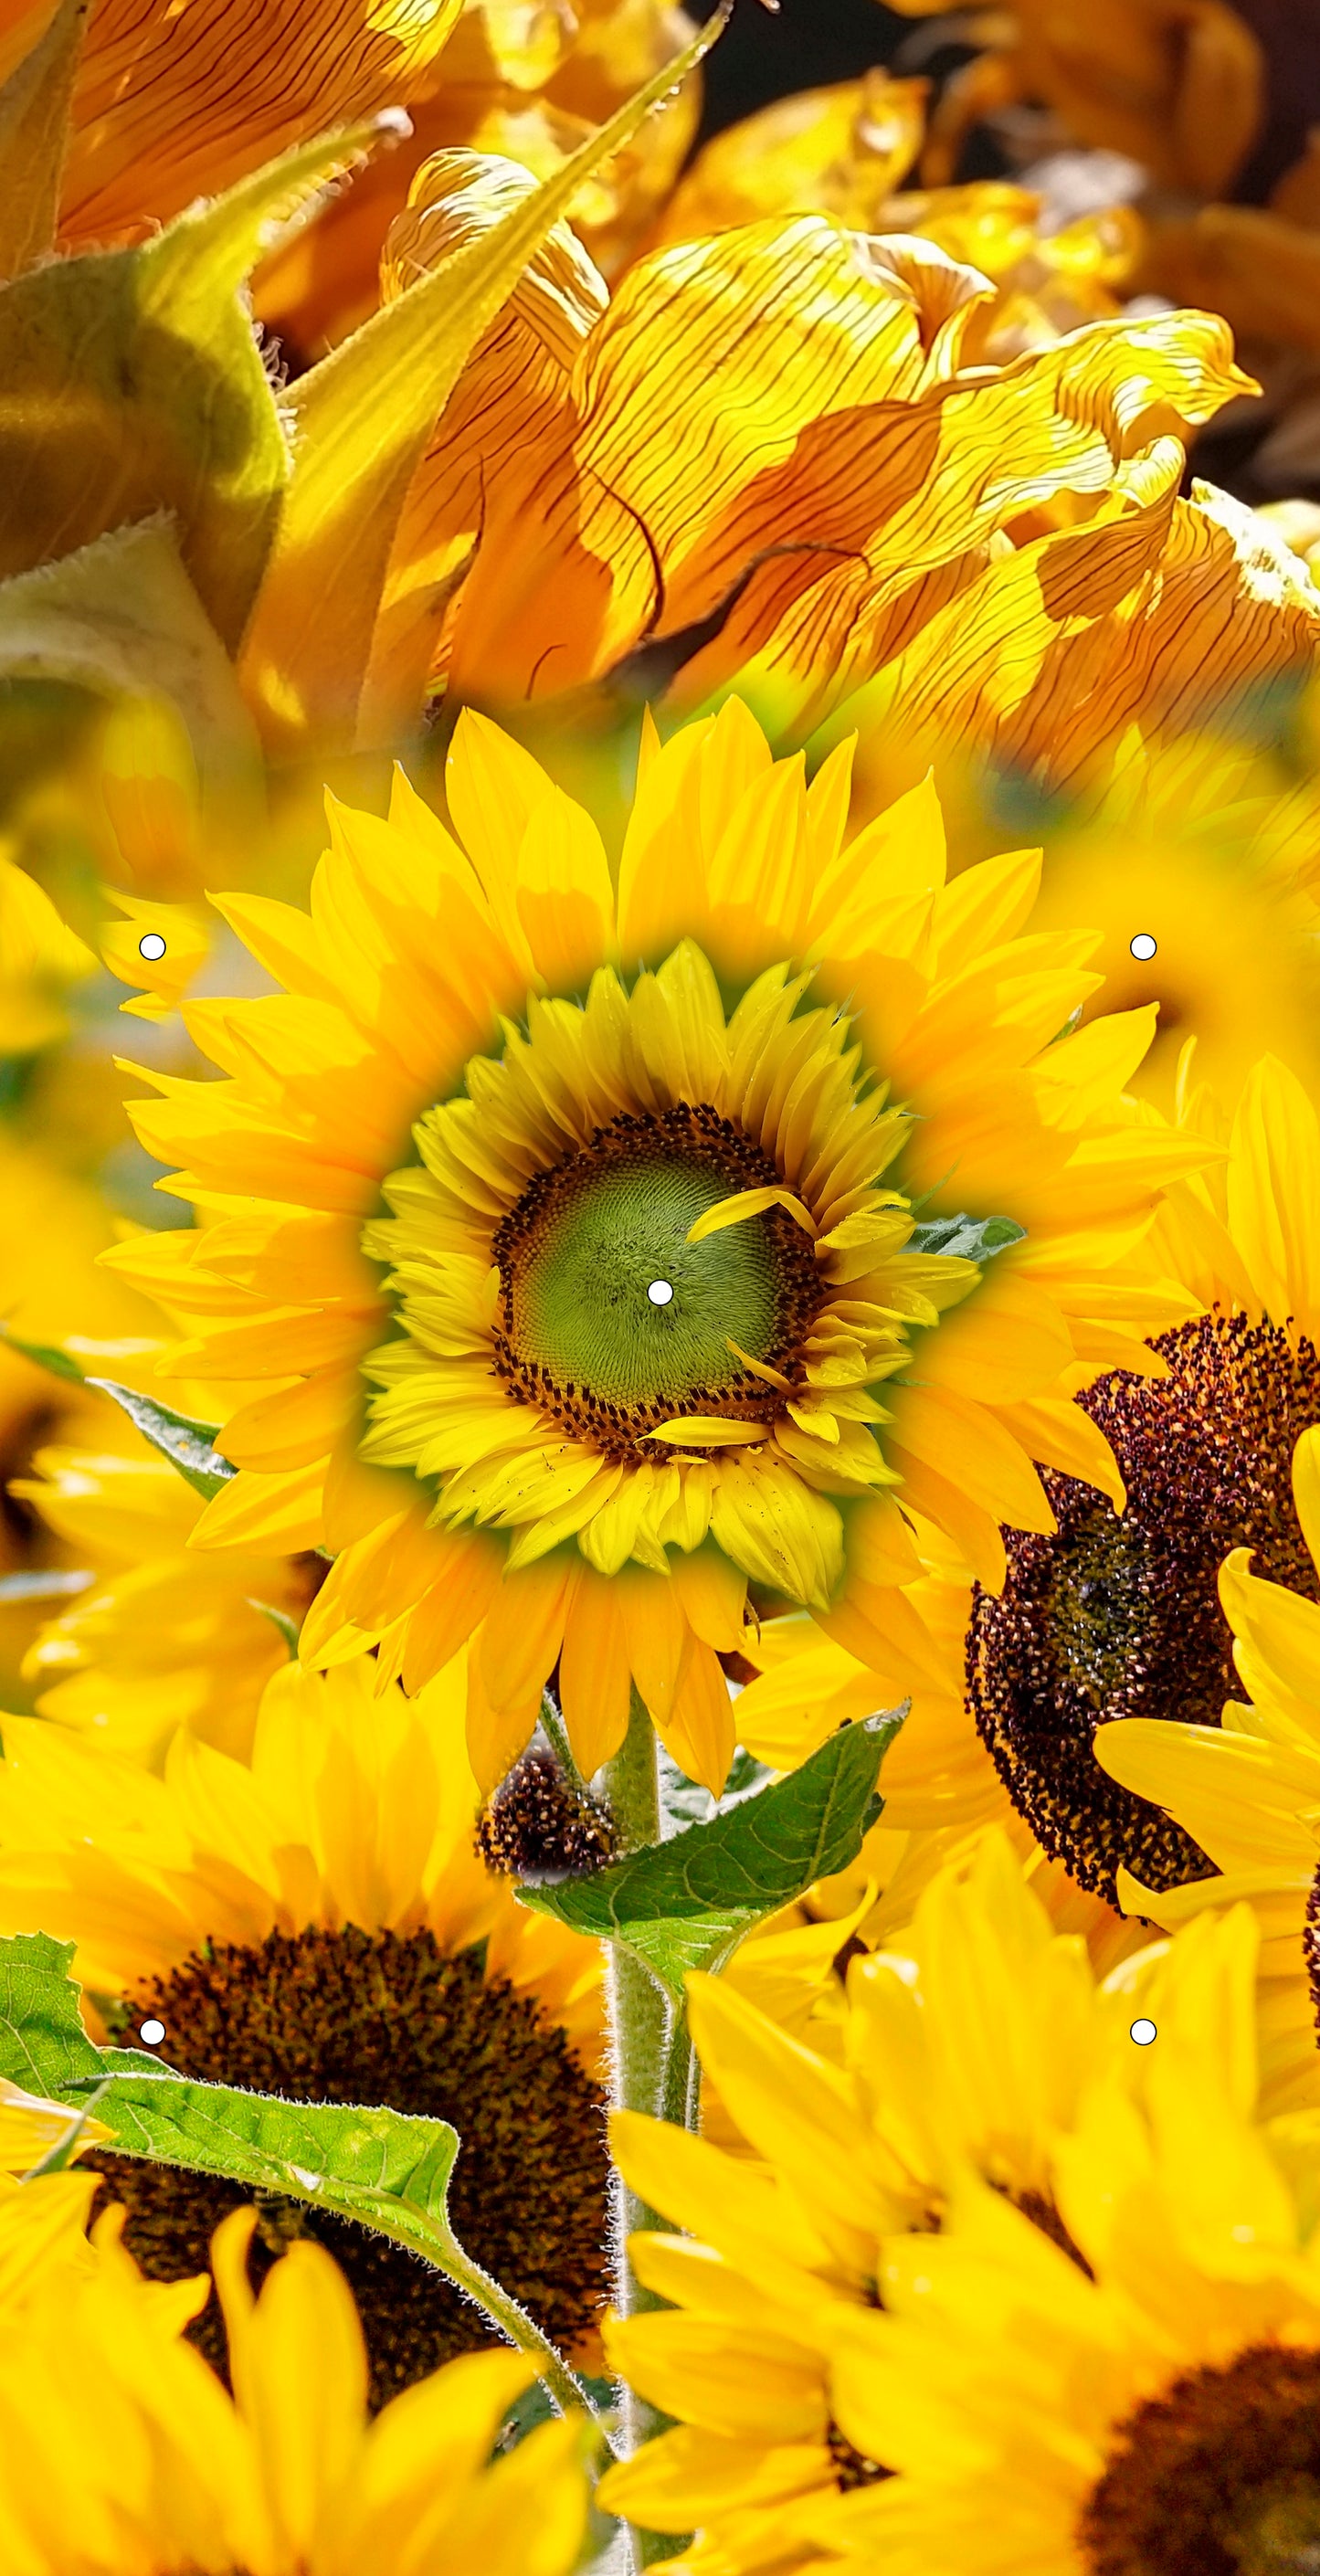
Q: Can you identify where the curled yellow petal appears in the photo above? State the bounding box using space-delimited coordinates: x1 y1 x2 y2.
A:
645 1418 769 1449
686 1187 816 1246
725 1338 794 1393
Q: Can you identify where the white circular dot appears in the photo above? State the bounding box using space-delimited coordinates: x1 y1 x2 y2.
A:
1129 933 1157 962
647 1280 674 1306
1129 2016 1157 2047
138 932 167 961
139 2018 165 2046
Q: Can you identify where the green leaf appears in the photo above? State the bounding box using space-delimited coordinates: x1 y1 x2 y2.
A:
0 1934 93 2092
0 115 402 648
910 1214 1026 1264
521 1712 903 2004
0 1930 596 2422
238 4 732 755
657 1744 772 1834
0 1932 458 2251
84 1378 235 1501
0 0 88 277
0 523 261 770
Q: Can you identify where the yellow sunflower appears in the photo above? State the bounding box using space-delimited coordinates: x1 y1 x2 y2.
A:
14 1439 323 1765
0 1648 607 2405
597 1833 1241 2567
956 1050 1320 1937
0 2197 589 2576
1024 735 1320 1111
104 699 1204 1798
1095 1412 1320 2119
760 1927 1320 2576
0 1135 179 1703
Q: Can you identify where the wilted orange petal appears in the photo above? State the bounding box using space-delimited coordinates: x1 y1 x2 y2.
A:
48 0 463 246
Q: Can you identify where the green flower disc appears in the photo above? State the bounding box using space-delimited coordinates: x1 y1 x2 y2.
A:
491 1103 823 1455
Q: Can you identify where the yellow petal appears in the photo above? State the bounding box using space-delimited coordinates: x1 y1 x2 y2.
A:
686 1187 817 1245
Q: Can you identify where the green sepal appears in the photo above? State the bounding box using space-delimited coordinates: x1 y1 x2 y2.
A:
0 1335 235 1504
84 1378 235 1501
520 1712 903 2005
0 115 403 648
910 1213 1026 1263
0 1325 87 1383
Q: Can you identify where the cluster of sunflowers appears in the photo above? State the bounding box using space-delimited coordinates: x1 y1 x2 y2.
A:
8 0 1320 2570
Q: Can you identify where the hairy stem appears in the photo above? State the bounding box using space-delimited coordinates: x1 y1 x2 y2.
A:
601 1691 683 2567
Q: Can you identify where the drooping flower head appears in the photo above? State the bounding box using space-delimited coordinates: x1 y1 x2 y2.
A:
110 700 1204 1794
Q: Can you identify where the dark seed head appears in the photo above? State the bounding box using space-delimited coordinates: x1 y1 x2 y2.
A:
1081 2343 1320 2575
967 1310 1320 1905
477 1747 618 1881
87 1923 607 2412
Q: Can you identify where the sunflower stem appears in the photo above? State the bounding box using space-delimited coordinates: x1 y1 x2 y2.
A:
601 1691 684 2565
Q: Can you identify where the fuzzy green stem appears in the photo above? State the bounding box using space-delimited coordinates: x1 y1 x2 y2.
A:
602 1691 670 2251
601 1691 685 2569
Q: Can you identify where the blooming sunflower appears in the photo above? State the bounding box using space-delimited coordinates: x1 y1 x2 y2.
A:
0 2197 589 2576
0 1135 176 1701
104 700 1206 1796
762 1916 1320 2576
597 1833 1235 2567
14 1438 323 1765
0 1650 607 2406
965 1050 1320 1913
1024 734 1320 1109
1094 1412 1320 2119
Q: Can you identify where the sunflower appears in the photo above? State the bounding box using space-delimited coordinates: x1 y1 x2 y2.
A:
14 1438 324 1765
333 156 1293 767
597 1832 1232 2566
0 1135 178 1703
1023 737 1320 1110
103 699 1207 1798
0 2197 589 2576
965 1050 1320 1915
759 1916 1320 2576
1094 1411 1320 2120
0 1649 608 2407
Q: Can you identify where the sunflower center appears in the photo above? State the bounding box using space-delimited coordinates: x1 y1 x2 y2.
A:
967 1310 1320 1905
86 1925 607 2412
1080 2345 1320 2574
491 1103 822 1458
